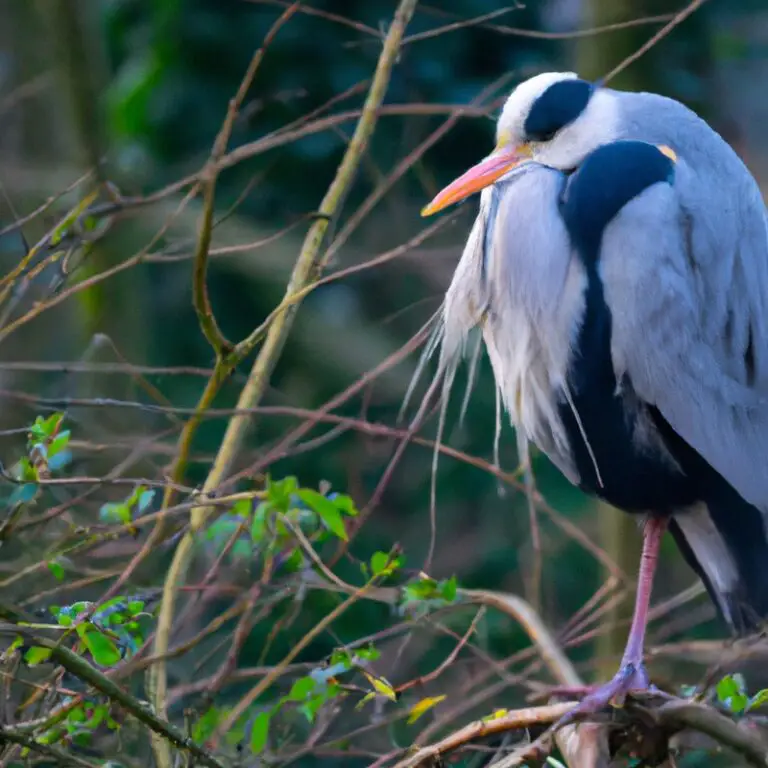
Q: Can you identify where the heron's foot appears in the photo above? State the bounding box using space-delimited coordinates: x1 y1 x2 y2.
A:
552 662 655 729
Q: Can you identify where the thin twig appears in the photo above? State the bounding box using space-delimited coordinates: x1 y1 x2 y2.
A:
149 0 419 758
0 625 226 768
602 0 709 84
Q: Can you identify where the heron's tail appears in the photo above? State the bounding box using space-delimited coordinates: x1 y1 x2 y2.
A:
670 496 768 635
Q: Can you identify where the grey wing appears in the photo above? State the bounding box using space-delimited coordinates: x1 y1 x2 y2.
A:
599 167 768 512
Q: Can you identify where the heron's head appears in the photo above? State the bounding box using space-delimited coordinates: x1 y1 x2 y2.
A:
422 72 621 216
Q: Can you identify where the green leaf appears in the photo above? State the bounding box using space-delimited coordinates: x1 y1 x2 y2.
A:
68 706 87 724
84 704 107 730
7 635 23 654
232 498 252 518
249 711 271 755
300 695 325 723
329 649 354 669
72 731 92 747
30 413 63 442
251 503 269 543
288 677 316 701
716 673 744 701
47 561 65 581
297 489 347 540
100 502 132 525
716 674 748 714
329 493 358 516
748 689 768 712
441 575 458 603
14 458 36 483
36 413 64 440
282 547 303 572
24 646 53 666
78 626 121 666
48 431 70 458
193 706 222 745
265 476 298 512
370 551 391 576
355 645 381 662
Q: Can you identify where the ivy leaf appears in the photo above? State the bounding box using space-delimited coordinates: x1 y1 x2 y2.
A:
407 695 446 724
78 625 121 667
24 646 53 666
296 489 347 540
249 711 271 755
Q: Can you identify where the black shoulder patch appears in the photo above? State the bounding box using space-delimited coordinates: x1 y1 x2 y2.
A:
524 79 594 142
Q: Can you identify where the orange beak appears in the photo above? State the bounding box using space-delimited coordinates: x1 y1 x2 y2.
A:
421 143 534 217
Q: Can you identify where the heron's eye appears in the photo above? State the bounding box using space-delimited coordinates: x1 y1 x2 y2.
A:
532 129 558 143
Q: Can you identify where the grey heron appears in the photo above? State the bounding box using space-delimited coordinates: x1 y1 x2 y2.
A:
420 73 768 715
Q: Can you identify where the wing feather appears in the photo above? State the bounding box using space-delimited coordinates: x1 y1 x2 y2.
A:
600 166 768 512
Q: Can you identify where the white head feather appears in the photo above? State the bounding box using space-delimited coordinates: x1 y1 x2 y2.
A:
497 71 622 171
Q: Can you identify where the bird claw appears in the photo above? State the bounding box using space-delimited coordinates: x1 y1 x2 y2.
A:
552 662 654 729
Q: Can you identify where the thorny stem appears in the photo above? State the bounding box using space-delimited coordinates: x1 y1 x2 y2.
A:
148 0 419 763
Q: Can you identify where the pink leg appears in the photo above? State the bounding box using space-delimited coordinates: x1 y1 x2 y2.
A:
553 516 667 723
620 515 666 671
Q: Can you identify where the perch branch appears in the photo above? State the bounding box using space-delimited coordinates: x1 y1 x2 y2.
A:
392 692 768 768
390 702 578 768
